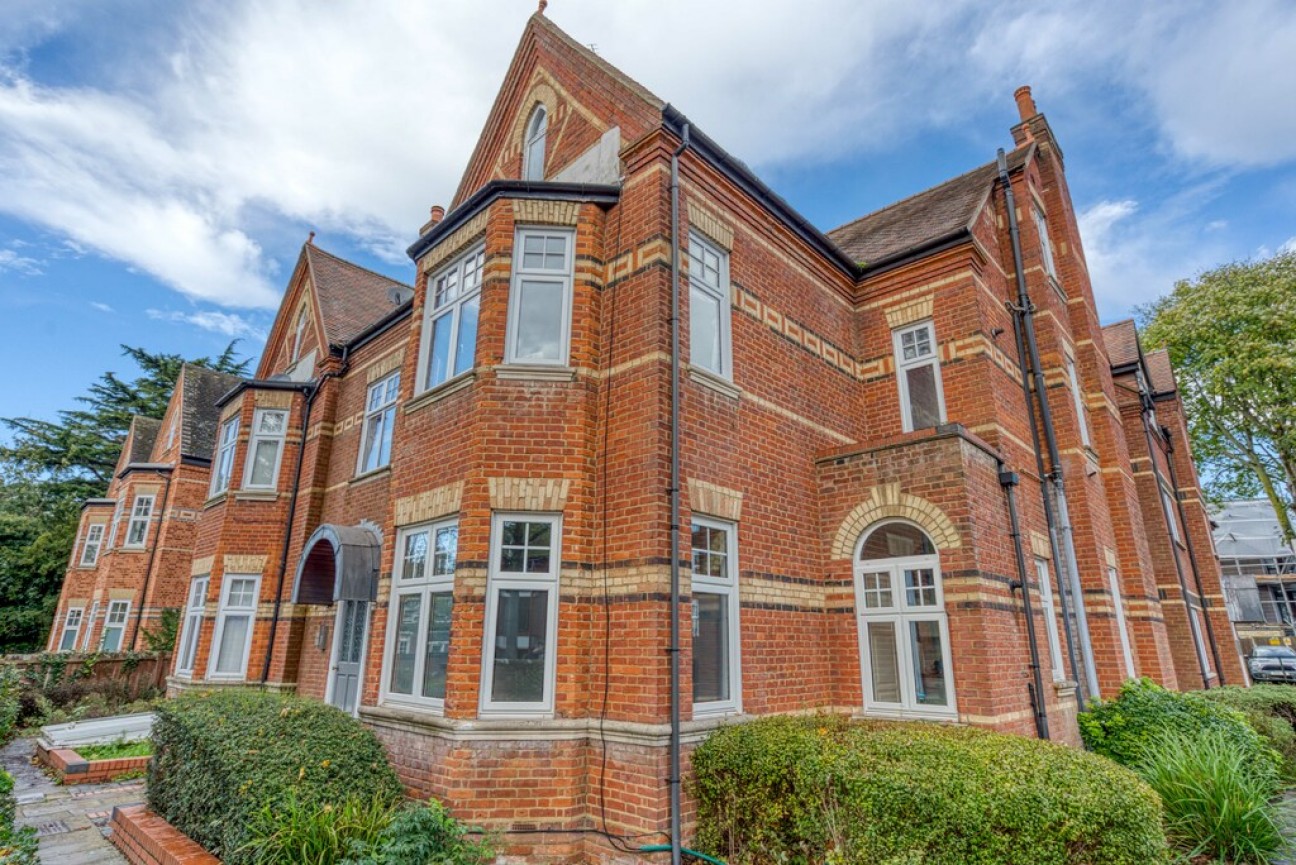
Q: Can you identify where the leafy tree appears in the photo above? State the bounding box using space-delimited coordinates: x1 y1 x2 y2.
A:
1139 251 1296 539
0 343 248 653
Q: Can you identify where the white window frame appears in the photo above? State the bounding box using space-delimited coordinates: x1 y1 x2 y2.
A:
292 306 309 364
1034 206 1057 280
687 232 733 380
1108 566 1137 679
504 229 574 367
1162 484 1183 544
210 417 238 495
124 494 155 549
417 244 484 393
357 371 401 475
242 408 288 491
176 576 209 676
207 573 261 681
99 599 131 652
1034 558 1066 682
107 499 123 548
523 105 547 181
854 521 957 720
480 513 562 717
80 523 105 567
893 321 946 433
690 516 742 717
81 601 100 652
1066 353 1092 448
58 607 84 652
380 519 458 712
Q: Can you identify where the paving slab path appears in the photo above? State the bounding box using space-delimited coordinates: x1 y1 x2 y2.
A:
3 736 140 864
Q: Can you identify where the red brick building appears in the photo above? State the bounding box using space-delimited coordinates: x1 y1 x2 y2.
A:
49 12 1243 862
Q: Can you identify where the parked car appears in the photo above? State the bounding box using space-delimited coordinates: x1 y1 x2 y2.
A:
1248 645 1296 683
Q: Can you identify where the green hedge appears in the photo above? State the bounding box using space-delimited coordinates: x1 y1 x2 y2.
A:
0 770 39 865
1079 679 1281 780
690 715 1168 865
1198 684 1296 779
147 689 404 863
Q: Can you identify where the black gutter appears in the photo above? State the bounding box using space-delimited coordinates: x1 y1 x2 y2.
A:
662 105 860 277
179 455 212 468
81 498 116 509
859 229 972 278
407 180 621 261
1163 425 1227 683
129 467 174 650
1001 465 1051 739
215 379 311 409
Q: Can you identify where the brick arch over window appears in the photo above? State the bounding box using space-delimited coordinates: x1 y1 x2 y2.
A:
505 83 560 164
831 482 961 559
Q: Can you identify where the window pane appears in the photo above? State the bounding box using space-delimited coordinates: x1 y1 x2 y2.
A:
361 410 386 472
904 569 938 608
861 571 893 609
867 621 901 703
690 287 722 374
513 280 564 361
861 523 935 559
453 295 478 376
258 411 286 435
127 518 147 546
427 311 454 386
389 594 421 694
102 626 123 652
421 593 453 700
433 526 457 577
491 589 549 703
214 615 250 675
250 439 280 486
60 629 77 651
179 615 201 671
692 592 729 704
906 364 941 429
909 620 948 707
402 532 428 581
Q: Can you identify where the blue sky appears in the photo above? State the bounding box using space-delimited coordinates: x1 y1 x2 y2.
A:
1 0 1294 431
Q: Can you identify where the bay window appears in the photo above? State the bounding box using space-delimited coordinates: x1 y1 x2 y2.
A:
358 372 400 473
505 230 573 366
422 245 483 391
243 409 287 490
691 517 741 715
383 520 457 710
211 417 238 495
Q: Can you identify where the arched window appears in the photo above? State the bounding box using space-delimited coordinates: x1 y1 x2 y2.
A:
854 520 955 717
523 105 547 181
292 307 308 363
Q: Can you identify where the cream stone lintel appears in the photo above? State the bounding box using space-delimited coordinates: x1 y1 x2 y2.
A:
191 555 215 576
108 588 135 601
686 200 734 250
688 480 743 522
1105 547 1119 569
419 211 489 274
364 349 405 384
1030 531 1052 560
220 397 243 422
512 199 580 227
255 390 293 410
882 295 934 329
223 554 267 574
64 597 89 607
488 477 571 512
393 482 464 527
832 482 962 560
131 483 161 495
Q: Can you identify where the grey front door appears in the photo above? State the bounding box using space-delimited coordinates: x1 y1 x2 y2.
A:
330 599 369 714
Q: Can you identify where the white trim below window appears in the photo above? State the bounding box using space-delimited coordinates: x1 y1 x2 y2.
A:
690 516 741 717
208 574 261 680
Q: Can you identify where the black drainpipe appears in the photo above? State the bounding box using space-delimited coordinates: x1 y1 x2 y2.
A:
998 150 1090 706
1138 399 1210 688
128 467 174 650
667 122 690 865
1000 463 1050 739
1162 426 1226 682
259 358 343 684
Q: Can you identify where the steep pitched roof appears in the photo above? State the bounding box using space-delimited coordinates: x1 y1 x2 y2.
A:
1101 319 1141 368
180 365 246 460
125 416 162 464
828 145 1032 267
304 244 411 347
1145 348 1178 394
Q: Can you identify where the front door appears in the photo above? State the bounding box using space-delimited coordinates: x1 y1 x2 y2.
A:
329 599 369 714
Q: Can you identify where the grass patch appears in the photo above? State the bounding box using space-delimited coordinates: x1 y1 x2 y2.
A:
76 739 152 761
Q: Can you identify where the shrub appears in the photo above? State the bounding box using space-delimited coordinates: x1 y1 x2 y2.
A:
690 714 1169 865
241 790 396 865
1078 678 1281 778
1199 684 1296 779
345 800 494 865
0 770 38 865
147 689 404 863
1136 729 1288 863
141 608 181 653
0 669 19 743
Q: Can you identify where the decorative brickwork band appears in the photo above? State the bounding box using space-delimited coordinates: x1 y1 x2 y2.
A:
108 587 135 600
393 482 464 526
365 349 405 383
255 389 294 409
488 477 571 512
686 201 735 250
831 482 961 559
882 295 935 329
223 554 267 574
688 479 743 521
420 211 488 274
190 556 214 576
512 198 580 227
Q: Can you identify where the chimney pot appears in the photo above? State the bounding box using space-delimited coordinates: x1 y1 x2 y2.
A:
429 205 445 224
1014 86 1037 122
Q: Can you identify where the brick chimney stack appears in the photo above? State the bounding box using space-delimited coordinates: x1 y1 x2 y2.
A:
1014 86 1038 122
429 205 445 224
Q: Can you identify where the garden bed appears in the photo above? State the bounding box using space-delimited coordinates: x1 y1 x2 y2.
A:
36 712 153 784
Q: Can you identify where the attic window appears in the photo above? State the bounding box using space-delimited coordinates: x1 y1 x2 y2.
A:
292 308 308 363
523 105 547 181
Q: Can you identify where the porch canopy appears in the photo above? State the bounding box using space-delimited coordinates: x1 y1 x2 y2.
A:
292 524 381 605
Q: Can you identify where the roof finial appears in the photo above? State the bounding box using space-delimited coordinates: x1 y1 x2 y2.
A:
307 230 316 245
538 0 547 14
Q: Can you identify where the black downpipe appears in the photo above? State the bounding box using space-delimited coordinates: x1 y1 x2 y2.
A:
1140 412 1211 688
668 123 690 865
128 468 173 650
998 150 1088 705
1000 465 1050 739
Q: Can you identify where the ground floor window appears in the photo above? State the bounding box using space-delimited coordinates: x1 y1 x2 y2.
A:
481 514 560 715
58 607 83 652
382 519 457 710
176 576 209 675
100 600 130 651
208 574 260 679
855 521 955 717
691 516 741 715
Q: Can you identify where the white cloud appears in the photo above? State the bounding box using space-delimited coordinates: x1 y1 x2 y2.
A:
147 308 267 340
1281 237 1296 255
89 301 113 313
0 248 42 275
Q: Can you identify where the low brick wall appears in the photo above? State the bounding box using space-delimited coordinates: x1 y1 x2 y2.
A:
35 740 150 785
110 805 220 865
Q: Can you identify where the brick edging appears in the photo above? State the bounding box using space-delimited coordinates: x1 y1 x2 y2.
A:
34 740 151 785
109 804 220 865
